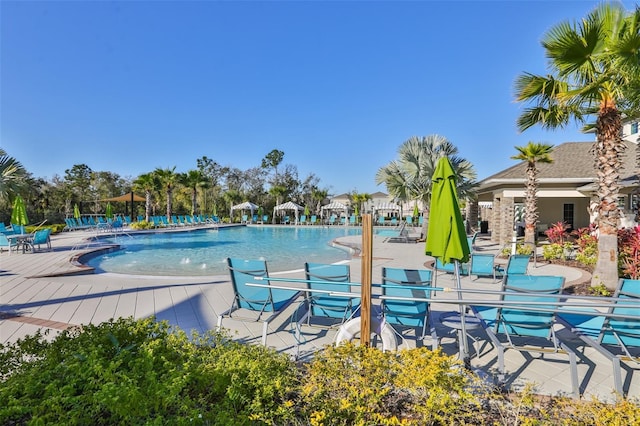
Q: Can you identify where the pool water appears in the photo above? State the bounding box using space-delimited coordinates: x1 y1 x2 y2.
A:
85 226 363 276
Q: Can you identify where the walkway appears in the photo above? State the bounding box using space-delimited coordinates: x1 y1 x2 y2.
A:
0 226 637 402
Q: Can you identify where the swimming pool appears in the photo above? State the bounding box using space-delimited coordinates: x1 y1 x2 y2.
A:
85 226 363 276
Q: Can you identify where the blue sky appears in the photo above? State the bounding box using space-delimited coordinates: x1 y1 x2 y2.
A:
2 1 635 196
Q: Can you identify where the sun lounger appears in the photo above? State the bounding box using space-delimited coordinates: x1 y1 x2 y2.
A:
558 278 640 396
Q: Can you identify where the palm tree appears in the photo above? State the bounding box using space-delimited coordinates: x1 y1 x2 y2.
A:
311 188 328 216
180 170 208 216
350 192 371 219
153 167 179 220
511 142 554 245
0 148 28 204
133 173 157 222
376 135 477 237
514 3 640 290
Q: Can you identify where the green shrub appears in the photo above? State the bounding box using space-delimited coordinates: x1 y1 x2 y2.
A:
0 317 298 425
130 220 155 230
298 342 479 425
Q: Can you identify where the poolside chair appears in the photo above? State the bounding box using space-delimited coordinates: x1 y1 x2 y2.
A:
418 216 424 226
471 274 579 398
377 215 386 226
27 228 52 252
390 217 398 227
381 267 438 349
241 214 249 224
299 262 358 326
309 215 317 225
0 233 18 254
349 215 357 226
299 215 307 225
469 253 498 281
328 215 337 225
262 215 269 224
405 216 413 226
0 223 8 233
495 254 530 282
11 224 26 235
558 278 640 396
467 231 479 251
217 258 302 346
283 215 291 225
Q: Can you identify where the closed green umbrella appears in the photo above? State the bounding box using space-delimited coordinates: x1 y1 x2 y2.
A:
74 203 81 220
425 157 471 363
413 204 419 218
11 195 28 226
105 202 113 219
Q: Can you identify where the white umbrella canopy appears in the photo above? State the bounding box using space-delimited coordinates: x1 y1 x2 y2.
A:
231 202 259 218
273 201 304 223
374 202 402 218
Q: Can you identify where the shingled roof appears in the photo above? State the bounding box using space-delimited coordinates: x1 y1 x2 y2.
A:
479 141 638 189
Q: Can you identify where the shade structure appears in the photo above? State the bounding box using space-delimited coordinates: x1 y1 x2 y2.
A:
100 192 145 203
425 157 471 363
100 192 145 222
11 195 28 226
273 201 304 223
231 201 259 214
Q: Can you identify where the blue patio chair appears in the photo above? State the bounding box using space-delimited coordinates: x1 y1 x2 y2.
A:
434 257 469 276
328 215 337 225
381 267 438 349
390 217 398 227
349 215 357 225
241 214 249 224
252 214 259 224
0 223 8 233
467 231 479 251
309 215 317 225
217 258 301 346
469 253 497 281
283 215 291 225
418 216 424 226
495 254 530 282
299 214 307 225
11 224 26 235
471 274 579 398
0 233 18 253
377 215 386 226
405 216 413 226
28 228 52 252
558 278 640 396
262 215 269 224
300 262 357 325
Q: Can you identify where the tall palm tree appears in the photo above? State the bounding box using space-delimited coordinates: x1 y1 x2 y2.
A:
311 188 328 215
514 3 640 290
153 167 179 220
180 170 208 216
511 142 554 245
376 135 477 237
0 148 28 204
133 173 157 222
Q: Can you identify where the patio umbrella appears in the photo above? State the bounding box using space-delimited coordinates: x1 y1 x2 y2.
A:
413 204 419 218
425 157 471 364
11 195 28 226
105 202 113 219
74 203 81 220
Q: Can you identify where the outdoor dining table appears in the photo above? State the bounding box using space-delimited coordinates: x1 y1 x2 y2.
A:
6 233 34 254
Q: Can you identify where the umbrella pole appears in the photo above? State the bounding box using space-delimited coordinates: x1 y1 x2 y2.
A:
454 259 470 367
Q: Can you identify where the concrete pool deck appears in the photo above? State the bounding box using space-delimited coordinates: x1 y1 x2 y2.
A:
1 224 638 402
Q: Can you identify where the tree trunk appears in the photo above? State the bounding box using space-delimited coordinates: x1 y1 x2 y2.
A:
591 103 623 291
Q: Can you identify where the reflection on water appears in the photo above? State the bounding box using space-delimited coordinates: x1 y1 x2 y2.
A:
86 226 361 276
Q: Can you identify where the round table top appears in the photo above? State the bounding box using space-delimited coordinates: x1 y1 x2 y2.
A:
439 311 482 330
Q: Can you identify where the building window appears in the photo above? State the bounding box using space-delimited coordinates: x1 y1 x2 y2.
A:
632 122 639 134
563 204 574 230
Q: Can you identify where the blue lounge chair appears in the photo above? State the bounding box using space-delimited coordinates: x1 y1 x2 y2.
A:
0 223 8 233
241 214 249 224
381 267 438 349
217 258 301 346
472 275 579 398
349 215 357 226
469 253 497 281
11 224 26 235
309 215 317 225
495 254 531 282
300 262 357 325
390 217 398 227
467 231 479 251
405 216 413 226
377 215 386 226
283 215 290 225
28 228 52 252
0 233 18 253
558 279 640 396
328 215 337 225
299 215 307 225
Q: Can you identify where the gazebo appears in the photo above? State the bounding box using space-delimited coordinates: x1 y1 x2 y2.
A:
230 202 260 220
273 201 304 224
321 201 349 223
100 192 146 221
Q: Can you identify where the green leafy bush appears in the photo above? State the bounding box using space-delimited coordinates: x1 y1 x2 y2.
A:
0 317 298 425
298 342 479 425
130 220 155 230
